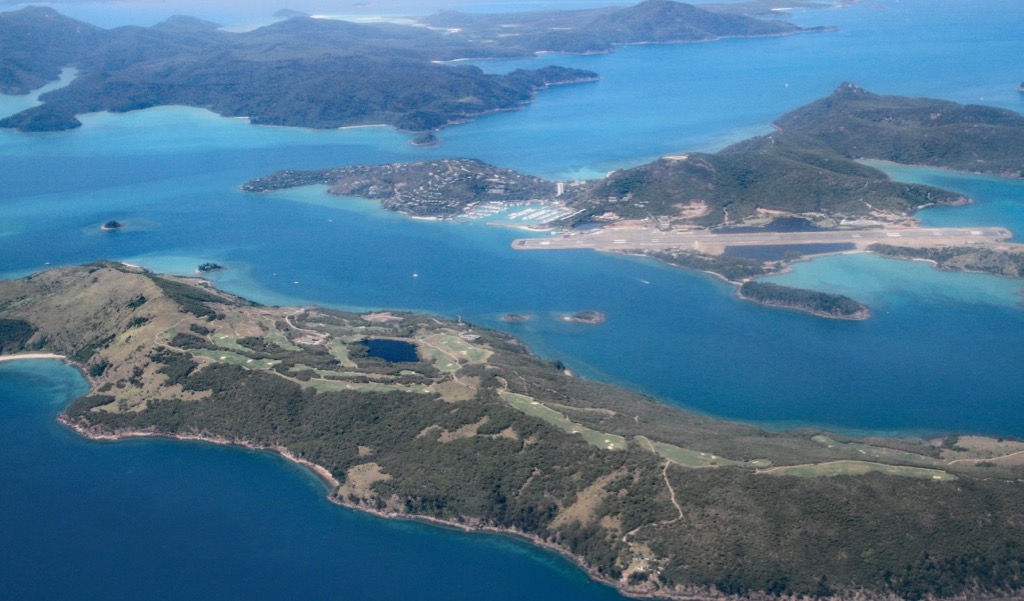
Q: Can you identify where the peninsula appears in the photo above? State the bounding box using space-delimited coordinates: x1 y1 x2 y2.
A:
3 262 1024 600
0 1 825 133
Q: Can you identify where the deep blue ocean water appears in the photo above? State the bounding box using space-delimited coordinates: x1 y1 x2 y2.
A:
0 361 622 600
2 0 1024 597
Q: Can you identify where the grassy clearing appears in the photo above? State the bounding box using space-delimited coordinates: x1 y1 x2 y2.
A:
191 349 279 370
421 344 460 372
435 334 490 363
812 435 939 466
500 391 627 451
263 327 301 351
420 333 491 373
212 335 251 353
287 363 362 380
762 460 957 481
328 342 358 367
637 436 769 469
302 379 431 394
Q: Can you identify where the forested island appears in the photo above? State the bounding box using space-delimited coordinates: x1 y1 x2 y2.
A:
0 1 825 133
3 262 1024 600
738 281 869 320
244 86 1024 306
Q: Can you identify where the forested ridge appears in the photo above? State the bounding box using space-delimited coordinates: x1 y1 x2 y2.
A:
0 1 818 133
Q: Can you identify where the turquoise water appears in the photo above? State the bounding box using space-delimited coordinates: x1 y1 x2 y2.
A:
2 1 1024 597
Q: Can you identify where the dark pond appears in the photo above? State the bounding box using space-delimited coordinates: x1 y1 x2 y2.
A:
361 339 419 363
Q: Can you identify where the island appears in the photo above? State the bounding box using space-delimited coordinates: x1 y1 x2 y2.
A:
100 220 123 231
244 85 1024 317
0 1 827 133
196 262 225 273
3 261 1024 600
410 133 440 147
738 281 869 320
243 158 577 219
562 310 607 324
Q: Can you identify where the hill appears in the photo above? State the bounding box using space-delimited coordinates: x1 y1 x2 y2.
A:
0 2 821 133
774 82 1024 177
419 0 828 55
580 83 1024 226
4 262 1024 600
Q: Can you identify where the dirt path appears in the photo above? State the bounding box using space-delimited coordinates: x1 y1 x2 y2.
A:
948 450 1024 465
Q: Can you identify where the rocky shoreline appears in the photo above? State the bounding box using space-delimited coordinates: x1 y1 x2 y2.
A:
57 417 707 600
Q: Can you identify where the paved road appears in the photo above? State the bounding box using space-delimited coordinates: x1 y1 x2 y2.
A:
512 226 1014 252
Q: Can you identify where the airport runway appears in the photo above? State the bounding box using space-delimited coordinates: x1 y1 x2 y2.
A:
512 226 1014 253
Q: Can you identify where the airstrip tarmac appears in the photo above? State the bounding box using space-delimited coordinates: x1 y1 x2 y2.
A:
513 226 1015 255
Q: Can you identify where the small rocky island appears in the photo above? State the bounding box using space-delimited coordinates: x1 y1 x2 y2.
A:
563 310 606 324
100 220 123 231
196 262 225 273
411 133 440 147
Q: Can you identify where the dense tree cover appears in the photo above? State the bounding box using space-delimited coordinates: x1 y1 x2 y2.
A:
0 7 599 132
650 469 1024 597
146 273 236 319
582 118 965 225
739 281 867 318
0 318 36 353
573 83 1024 225
774 83 1024 177
869 244 1024 278
0 1 826 133
0 6 103 94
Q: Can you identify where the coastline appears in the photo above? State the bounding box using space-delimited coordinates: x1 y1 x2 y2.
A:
0 352 99 392
56 417 718 601
0 352 69 363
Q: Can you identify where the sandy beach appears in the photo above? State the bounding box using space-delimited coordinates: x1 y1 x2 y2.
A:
0 353 68 363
